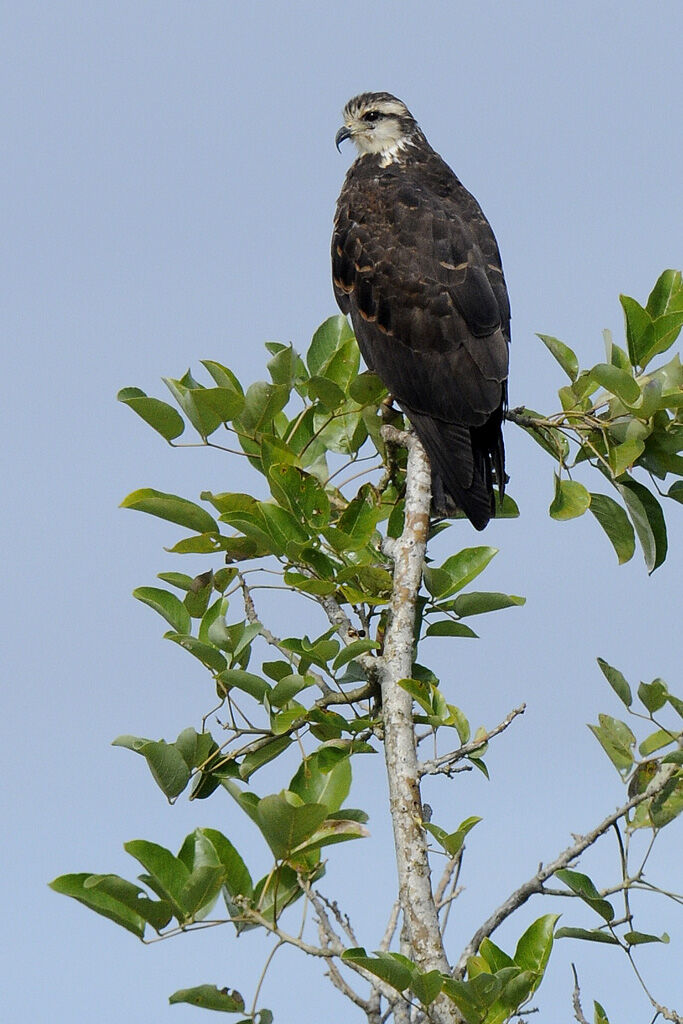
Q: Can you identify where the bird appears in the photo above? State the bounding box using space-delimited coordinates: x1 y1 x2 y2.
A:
332 92 510 530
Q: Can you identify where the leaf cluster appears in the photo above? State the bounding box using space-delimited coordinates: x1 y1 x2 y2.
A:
526 270 683 571
344 914 558 1023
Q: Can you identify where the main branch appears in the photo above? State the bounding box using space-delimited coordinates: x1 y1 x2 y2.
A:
378 432 452 988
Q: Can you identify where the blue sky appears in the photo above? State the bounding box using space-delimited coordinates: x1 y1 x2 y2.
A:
3 2 682 1020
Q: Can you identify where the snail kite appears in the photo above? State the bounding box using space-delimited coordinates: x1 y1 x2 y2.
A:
332 92 510 530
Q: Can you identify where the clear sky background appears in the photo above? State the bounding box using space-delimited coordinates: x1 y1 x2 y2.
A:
3 2 682 1021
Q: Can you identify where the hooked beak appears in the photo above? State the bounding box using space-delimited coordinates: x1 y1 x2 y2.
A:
335 125 352 152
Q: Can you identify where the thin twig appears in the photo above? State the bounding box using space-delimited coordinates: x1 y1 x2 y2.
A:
379 901 401 953
454 762 678 977
571 965 589 1024
419 705 526 777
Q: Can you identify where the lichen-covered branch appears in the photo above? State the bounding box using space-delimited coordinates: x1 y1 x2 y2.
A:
377 431 459 1023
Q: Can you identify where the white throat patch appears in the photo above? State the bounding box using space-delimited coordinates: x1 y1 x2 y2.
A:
351 124 414 162
377 136 415 167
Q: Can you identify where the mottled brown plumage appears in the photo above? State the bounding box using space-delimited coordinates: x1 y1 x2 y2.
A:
332 93 509 529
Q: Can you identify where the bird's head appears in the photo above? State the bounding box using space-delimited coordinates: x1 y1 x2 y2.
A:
335 92 420 162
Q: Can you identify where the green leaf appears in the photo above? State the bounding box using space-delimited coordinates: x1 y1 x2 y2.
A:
290 817 368 858
332 638 380 669
83 874 173 931
637 678 669 713
163 374 244 439
555 869 614 922
200 360 243 393
167 532 235 555
185 572 215 619
121 488 219 534
336 493 380 548
555 927 618 944
349 370 387 404
639 729 676 756
269 673 313 707
341 949 413 993
594 1000 610 1024
650 773 683 827
117 388 185 441
590 363 641 404
620 294 653 368
588 714 636 774
198 829 253 900
123 840 190 918
425 621 478 639
305 375 346 410
424 547 497 599
289 752 351 812
239 737 293 781
647 269 682 316
268 464 330 527
549 476 591 520
165 633 227 673
325 337 361 392
112 736 191 799
596 657 632 707
157 571 195 591
236 380 290 434
479 938 514 972
441 977 487 1023
537 334 579 381
588 493 635 564
217 669 271 702
618 478 667 573
668 480 683 504
411 970 444 1007
169 985 245 1012
179 865 226 918
514 914 559 974
174 728 216 771
608 438 645 478
307 316 354 375
267 342 306 387
252 863 312 923
451 592 525 617
425 816 482 857
624 930 669 946
49 873 146 938
133 586 192 634
191 387 245 432
255 794 328 859
668 694 683 720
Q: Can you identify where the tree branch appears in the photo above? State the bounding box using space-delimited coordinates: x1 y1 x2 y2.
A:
377 432 459 1024
454 763 678 977
418 704 526 777
571 965 589 1024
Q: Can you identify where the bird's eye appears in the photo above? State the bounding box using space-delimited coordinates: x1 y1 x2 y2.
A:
362 110 381 122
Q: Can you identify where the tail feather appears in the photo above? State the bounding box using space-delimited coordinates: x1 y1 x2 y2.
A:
402 405 504 531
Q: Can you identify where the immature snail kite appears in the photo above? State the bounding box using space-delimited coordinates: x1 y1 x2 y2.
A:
332 92 510 529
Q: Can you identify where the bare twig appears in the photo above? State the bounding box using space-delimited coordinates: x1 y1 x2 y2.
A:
239 573 332 695
317 591 380 678
315 890 359 946
419 705 526 777
571 964 590 1024
379 901 401 953
454 763 678 977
